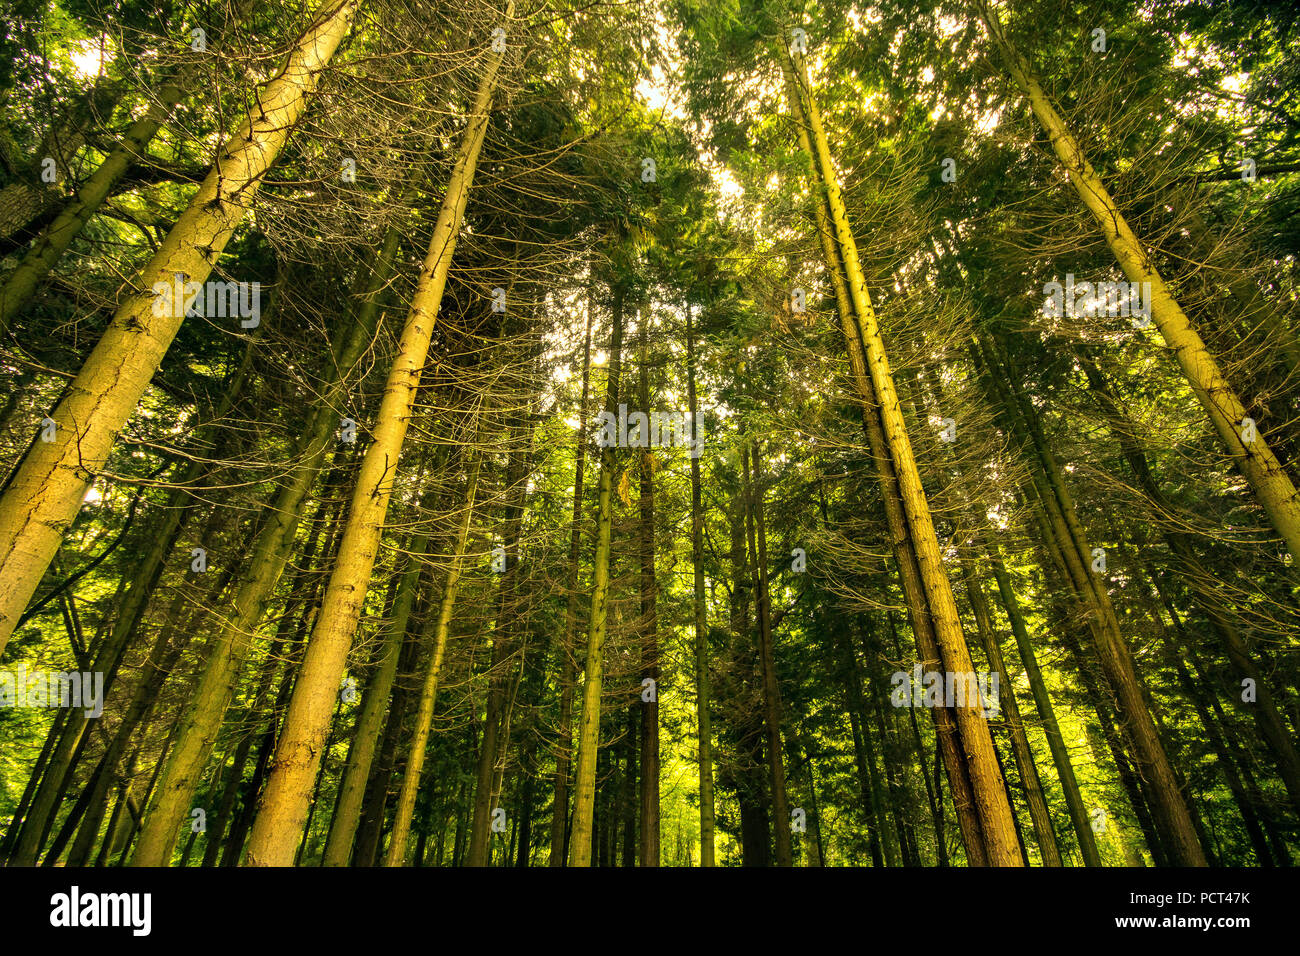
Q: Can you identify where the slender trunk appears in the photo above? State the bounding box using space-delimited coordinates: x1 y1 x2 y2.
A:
383 454 482 865
468 422 533 866
621 709 637 867
636 307 660 867
742 440 793 866
242 20 512 865
838 628 892 866
321 531 431 864
684 303 715 867
780 52 1012 864
960 560 1062 865
549 294 593 866
131 220 401 866
568 277 625 867
872 676 918 866
984 536 1102 866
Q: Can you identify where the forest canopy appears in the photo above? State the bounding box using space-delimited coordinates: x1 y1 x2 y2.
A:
0 0 1297 869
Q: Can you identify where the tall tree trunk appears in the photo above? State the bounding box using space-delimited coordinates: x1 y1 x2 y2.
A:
960 559 1062 865
130 214 403 866
780 50 1016 865
568 276 625 866
621 709 638 867
243 16 513 864
549 293 593 866
742 439 793 866
836 626 891 866
978 0 1300 560
0 0 359 654
684 302 715 867
383 454 482 865
468 414 533 866
1079 354 1300 815
321 530 431 865
636 306 660 867
983 535 1102 866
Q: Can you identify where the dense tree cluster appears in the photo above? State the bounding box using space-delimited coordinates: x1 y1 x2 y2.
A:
0 0 1297 867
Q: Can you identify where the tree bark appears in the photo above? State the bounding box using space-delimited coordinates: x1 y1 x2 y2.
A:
548 291 593 866
568 276 625 866
684 302 715 866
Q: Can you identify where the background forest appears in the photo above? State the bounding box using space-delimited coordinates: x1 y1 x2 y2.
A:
0 0 1297 869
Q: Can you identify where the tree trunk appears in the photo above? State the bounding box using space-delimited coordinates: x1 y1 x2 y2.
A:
983 535 1102 866
383 454 482 865
549 291 593 866
979 0 1300 560
636 306 660 867
742 439 793 866
242 17 512 864
780 50 1016 865
0 0 359 655
468 415 533 866
131 213 403 866
684 303 715 867
960 559 1062 866
321 530 431 865
568 275 625 867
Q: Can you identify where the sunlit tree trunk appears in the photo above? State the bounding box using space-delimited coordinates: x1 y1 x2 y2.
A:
979 0 1300 560
568 278 625 867
774 46 1019 868
321 528 431 865
383 454 481 865
960 560 1062 866
130 211 403 867
977 336 1208 866
242 15 512 864
468 413 533 866
549 294 593 866
982 534 1102 866
0 0 360 655
685 302 715 866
